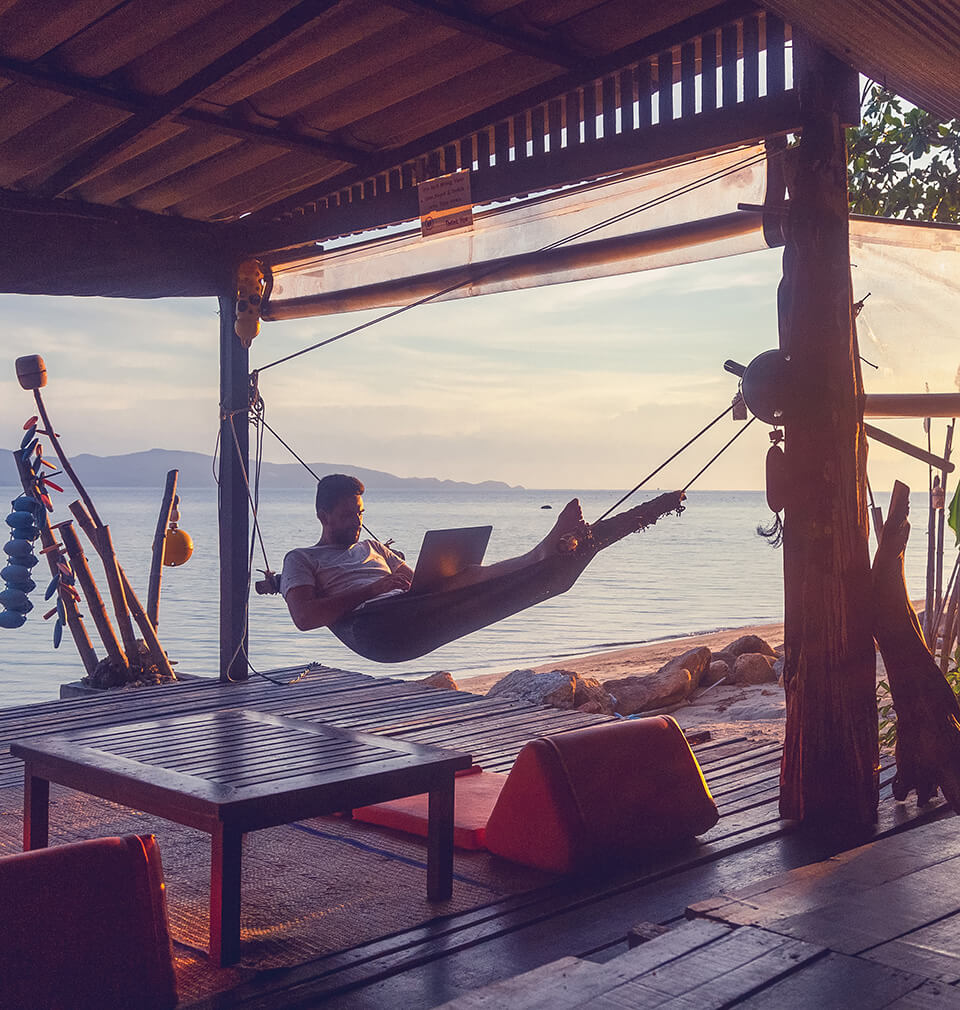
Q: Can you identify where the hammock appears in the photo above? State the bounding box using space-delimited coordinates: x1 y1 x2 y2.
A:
329 549 595 663
330 490 685 663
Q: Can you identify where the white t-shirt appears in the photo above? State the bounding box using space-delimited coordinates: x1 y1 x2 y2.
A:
281 540 406 607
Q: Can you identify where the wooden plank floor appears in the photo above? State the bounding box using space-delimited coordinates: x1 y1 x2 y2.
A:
424 816 960 1009
0 667 950 1010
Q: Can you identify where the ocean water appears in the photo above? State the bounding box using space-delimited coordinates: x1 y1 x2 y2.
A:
0 485 932 709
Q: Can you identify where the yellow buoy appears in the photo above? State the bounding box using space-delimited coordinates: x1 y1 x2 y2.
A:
162 525 193 567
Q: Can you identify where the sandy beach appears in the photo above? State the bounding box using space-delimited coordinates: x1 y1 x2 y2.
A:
457 621 788 744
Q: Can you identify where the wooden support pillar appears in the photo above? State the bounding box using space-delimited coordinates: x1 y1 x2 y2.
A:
218 294 249 682
778 36 878 827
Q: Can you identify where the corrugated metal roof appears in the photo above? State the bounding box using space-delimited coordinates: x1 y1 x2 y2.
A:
761 0 960 122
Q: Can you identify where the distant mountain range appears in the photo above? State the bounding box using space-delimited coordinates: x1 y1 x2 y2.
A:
1 447 520 493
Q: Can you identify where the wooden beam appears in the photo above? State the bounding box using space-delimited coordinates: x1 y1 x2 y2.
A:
0 54 367 165
238 90 801 255
37 0 343 199
778 35 877 827
0 191 234 297
218 294 249 683
378 0 587 68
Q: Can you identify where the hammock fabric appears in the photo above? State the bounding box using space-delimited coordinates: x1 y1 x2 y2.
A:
330 490 685 663
330 549 595 663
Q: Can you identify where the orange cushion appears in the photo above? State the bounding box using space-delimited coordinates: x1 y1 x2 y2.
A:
352 767 507 850
0 835 177 1010
484 716 719 873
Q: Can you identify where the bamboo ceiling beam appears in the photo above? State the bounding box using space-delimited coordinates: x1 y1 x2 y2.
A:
37 0 346 199
377 0 588 68
0 55 367 163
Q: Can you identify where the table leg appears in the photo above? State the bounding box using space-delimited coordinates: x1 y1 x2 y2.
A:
23 769 49 850
427 774 455 901
210 825 243 966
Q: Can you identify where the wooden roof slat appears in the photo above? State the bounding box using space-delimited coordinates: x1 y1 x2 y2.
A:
297 39 516 139
378 0 590 67
0 54 370 166
166 147 351 220
51 0 230 78
74 126 238 205
198 0 408 107
0 81 72 147
126 140 291 213
0 0 123 62
240 16 462 121
0 101 125 189
332 51 559 150
36 0 341 199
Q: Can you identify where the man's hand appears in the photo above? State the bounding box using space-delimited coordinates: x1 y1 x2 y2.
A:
285 563 413 631
372 568 412 595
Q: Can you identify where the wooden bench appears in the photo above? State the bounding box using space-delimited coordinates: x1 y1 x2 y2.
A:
10 708 471 966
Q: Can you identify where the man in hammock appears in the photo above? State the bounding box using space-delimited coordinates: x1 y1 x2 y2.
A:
281 473 685 646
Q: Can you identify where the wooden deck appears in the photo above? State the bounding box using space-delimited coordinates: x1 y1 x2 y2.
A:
0 666 953 1009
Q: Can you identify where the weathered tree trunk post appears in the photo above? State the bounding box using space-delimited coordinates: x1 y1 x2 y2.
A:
219 293 249 682
778 36 878 826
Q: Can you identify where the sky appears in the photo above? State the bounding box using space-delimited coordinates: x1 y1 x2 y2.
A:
1 232 955 493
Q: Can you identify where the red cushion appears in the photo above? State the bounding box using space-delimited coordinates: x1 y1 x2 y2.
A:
484 717 719 873
0 835 177 1010
352 767 507 849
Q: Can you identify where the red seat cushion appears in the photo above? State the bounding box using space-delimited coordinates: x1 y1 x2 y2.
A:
484 717 719 873
0 834 177 1010
352 767 507 849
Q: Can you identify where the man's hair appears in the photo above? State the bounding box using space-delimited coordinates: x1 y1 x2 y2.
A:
315 473 365 517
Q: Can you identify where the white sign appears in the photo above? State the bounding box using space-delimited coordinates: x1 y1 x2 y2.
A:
418 171 474 237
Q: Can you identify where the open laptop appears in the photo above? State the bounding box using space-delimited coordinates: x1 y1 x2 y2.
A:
409 525 493 594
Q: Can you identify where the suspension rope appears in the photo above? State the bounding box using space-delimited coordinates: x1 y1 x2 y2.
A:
680 415 758 492
254 147 771 375
594 403 737 521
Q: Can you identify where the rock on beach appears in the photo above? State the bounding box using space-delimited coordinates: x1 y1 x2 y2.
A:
462 632 785 732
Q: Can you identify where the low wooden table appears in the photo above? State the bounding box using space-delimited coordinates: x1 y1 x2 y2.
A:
10 709 472 965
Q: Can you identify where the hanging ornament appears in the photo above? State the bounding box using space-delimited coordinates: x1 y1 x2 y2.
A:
235 259 266 348
757 428 787 548
162 496 194 567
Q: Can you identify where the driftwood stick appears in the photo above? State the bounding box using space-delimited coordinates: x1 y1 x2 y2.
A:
59 522 128 673
66 501 137 664
98 524 140 665
872 480 960 811
32 388 103 529
11 450 97 675
70 500 176 681
940 577 960 677
147 469 179 628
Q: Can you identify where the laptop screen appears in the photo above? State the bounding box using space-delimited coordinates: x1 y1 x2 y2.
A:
409 526 493 593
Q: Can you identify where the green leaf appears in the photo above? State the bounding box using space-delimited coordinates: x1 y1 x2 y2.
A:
949 484 960 547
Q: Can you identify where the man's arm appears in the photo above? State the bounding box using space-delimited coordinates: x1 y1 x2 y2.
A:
285 564 413 631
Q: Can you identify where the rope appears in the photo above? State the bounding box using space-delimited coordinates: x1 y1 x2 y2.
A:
594 403 736 521
218 403 314 686
680 415 758 491
254 147 771 375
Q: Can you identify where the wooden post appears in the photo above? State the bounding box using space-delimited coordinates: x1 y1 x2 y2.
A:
147 469 179 628
219 293 249 682
778 36 878 827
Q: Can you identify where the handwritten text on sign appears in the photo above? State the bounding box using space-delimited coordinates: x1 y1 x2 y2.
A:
418 171 474 237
